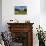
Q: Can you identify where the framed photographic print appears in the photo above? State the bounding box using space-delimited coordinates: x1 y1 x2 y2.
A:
14 6 27 15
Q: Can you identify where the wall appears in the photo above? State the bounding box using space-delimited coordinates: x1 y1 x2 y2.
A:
40 0 46 13
2 0 40 31
40 0 46 31
0 0 2 32
2 0 46 46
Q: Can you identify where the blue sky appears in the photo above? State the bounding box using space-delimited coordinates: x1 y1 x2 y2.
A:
15 6 27 10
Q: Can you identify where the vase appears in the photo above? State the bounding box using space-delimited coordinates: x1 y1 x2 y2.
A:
39 40 45 46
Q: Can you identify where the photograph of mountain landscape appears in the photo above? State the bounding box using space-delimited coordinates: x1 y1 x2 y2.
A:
15 6 27 15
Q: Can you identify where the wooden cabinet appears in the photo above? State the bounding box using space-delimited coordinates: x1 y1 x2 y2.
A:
7 23 34 46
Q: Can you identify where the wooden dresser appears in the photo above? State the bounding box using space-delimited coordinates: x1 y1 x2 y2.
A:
7 23 34 46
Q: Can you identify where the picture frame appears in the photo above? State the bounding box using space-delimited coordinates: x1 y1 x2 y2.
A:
14 6 27 15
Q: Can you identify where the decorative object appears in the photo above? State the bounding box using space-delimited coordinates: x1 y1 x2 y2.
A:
14 6 27 15
25 20 30 23
9 19 19 23
36 25 45 46
10 20 13 21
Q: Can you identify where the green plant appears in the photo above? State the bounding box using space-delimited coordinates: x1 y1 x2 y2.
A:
36 25 45 41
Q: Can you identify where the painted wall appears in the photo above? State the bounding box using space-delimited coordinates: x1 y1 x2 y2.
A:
0 0 2 32
2 0 40 31
40 0 46 13
40 0 46 31
2 0 46 46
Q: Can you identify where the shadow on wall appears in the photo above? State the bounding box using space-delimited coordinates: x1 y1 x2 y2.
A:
40 0 46 13
0 0 2 32
0 17 1 31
